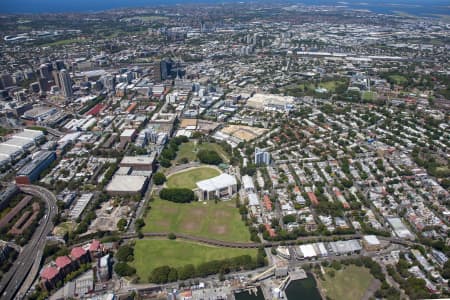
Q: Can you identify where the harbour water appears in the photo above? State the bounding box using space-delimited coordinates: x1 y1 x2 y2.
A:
234 287 265 300
285 273 322 300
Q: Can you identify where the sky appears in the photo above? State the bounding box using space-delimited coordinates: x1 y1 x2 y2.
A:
0 0 448 14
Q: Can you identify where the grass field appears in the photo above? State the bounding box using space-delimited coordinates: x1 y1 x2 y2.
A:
166 166 220 189
41 38 81 47
143 197 251 242
362 91 377 101
388 74 408 85
285 79 347 95
319 265 374 300
53 221 76 236
132 239 257 282
175 142 230 164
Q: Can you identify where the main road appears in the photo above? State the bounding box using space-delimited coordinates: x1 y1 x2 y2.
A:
0 184 58 300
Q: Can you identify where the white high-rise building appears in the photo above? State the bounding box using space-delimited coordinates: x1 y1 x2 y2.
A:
59 69 73 98
255 147 270 165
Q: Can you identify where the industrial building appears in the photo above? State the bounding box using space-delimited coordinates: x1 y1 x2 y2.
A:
387 217 415 240
328 239 362 255
362 235 382 251
246 93 295 112
69 193 94 220
105 175 148 196
149 112 177 134
15 151 56 184
120 128 137 143
12 129 45 142
195 173 237 200
119 154 157 171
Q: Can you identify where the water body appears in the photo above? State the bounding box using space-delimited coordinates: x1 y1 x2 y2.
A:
285 273 322 300
235 287 265 300
0 0 449 16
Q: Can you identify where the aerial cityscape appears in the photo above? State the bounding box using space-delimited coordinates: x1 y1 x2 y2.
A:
0 0 449 299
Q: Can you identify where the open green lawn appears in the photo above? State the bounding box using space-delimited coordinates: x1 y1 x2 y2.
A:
41 38 81 47
285 79 347 95
143 197 251 242
198 142 230 163
319 265 374 300
388 74 408 85
175 142 230 164
362 91 377 101
166 166 220 189
132 239 257 282
176 142 198 161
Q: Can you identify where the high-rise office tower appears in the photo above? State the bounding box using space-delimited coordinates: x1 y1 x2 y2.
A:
1 73 14 88
39 64 51 80
55 60 66 71
59 69 73 98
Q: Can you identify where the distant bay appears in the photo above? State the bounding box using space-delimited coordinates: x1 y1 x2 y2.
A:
0 0 449 16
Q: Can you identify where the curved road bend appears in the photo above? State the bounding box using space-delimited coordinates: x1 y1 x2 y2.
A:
0 185 58 300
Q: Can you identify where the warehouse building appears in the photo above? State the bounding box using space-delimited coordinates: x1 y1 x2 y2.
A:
195 173 237 200
387 217 415 240
328 239 362 255
0 144 24 162
105 175 148 196
12 129 45 142
362 235 382 251
2 137 35 151
119 154 157 171
70 193 94 220
15 151 56 184
120 128 137 143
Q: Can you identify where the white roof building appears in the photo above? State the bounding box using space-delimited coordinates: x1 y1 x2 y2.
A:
242 175 255 192
106 175 148 195
196 173 237 192
13 129 44 142
299 244 317 258
196 173 237 201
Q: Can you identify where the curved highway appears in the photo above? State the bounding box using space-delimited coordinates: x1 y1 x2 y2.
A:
0 185 58 300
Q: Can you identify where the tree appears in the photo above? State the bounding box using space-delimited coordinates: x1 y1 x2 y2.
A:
159 188 195 203
114 262 136 276
178 264 196 280
116 244 134 262
117 218 127 231
135 218 145 230
153 172 167 185
197 150 223 165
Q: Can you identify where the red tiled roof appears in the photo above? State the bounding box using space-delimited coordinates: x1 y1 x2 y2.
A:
264 224 277 237
263 194 272 211
86 103 104 116
307 192 319 206
89 239 101 251
71 247 87 259
55 256 72 269
41 266 59 280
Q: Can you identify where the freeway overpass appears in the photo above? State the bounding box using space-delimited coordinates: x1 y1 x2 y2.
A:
0 185 58 300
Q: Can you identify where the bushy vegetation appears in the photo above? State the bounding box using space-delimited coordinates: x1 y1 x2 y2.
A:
197 149 223 165
158 136 189 168
114 243 136 277
159 188 195 203
153 172 166 185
